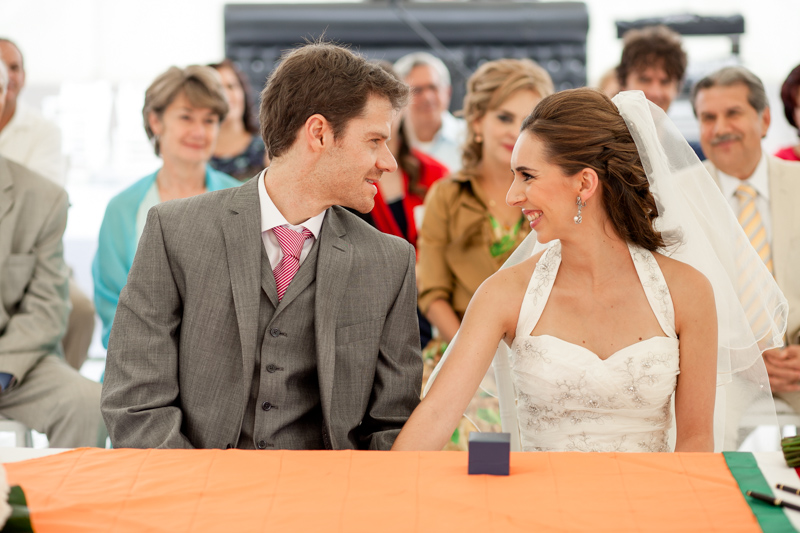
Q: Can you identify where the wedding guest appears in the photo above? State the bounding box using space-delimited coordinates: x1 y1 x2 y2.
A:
692 66 800 448
0 39 65 184
394 52 465 172
393 88 783 453
0 39 94 371
776 63 800 161
0 59 103 448
93 65 240 349
617 25 686 113
617 25 704 160
209 59 268 180
417 58 553 345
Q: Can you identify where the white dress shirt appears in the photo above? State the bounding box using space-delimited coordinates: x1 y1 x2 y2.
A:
0 102 65 186
257 169 326 269
717 153 772 241
408 111 465 173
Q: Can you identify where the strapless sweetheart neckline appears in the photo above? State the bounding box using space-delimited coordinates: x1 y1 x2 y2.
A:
520 334 678 362
508 240 680 452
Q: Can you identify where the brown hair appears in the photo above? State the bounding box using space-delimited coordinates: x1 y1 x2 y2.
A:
461 58 554 177
209 58 259 134
142 65 229 156
617 25 687 87
781 64 800 131
690 65 769 118
259 41 409 159
521 87 665 251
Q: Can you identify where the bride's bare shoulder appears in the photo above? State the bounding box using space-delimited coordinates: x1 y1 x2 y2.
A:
478 249 546 297
651 251 714 307
464 249 546 335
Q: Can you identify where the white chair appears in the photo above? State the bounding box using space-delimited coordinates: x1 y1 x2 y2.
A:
0 415 34 447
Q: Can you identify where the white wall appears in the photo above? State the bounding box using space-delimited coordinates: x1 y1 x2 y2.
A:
3 0 798 86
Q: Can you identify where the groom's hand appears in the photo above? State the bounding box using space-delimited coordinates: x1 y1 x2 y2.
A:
763 346 800 392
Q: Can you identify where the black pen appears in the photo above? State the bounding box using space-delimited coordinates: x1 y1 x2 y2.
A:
776 484 800 496
747 490 800 512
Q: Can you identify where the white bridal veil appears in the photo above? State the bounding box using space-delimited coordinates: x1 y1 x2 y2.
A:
424 90 788 452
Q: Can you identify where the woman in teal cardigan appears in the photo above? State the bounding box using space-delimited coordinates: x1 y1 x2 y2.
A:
93 65 242 349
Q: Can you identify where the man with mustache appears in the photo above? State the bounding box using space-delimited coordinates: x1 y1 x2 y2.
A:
693 66 800 440
102 42 423 450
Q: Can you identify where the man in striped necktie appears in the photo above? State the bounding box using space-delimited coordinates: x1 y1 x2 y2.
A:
693 66 800 423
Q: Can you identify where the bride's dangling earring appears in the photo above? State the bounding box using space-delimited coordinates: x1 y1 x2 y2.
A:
574 196 586 224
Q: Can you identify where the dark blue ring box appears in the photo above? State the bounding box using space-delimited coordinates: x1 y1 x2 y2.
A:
468 432 510 476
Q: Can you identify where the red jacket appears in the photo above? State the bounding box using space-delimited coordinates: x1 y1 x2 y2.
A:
370 150 449 247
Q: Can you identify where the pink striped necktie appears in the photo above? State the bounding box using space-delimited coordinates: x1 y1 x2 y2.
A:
272 225 314 301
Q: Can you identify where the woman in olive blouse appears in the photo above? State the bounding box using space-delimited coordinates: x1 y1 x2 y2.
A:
417 58 554 343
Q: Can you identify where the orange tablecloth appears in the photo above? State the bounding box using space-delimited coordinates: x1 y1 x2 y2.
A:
5 449 761 532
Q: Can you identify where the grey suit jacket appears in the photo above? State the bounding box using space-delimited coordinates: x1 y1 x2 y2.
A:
101 177 422 450
0 156 69 382
704 156 800 343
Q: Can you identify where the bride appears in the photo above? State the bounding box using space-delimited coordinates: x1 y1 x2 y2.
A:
392 88 787 453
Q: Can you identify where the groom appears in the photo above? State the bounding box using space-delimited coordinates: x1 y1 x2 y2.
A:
101 42 422 450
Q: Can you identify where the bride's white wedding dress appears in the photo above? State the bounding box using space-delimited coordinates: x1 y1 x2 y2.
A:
424 91 786 452
510 240 679 452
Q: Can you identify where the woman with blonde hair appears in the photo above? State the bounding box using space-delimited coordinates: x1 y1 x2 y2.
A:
418 59 554 344
93 65 241 349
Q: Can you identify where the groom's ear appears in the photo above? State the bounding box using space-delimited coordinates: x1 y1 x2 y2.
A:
577 168 600 201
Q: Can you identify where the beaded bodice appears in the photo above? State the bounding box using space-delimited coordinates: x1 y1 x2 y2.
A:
509 241 680 452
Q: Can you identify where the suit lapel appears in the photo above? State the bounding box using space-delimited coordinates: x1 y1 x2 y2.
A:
314 207 352 439
767 157 791 289
222 177 262 405
0 159 14 223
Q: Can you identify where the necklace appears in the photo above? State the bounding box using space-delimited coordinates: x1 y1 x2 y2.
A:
488 214 523 258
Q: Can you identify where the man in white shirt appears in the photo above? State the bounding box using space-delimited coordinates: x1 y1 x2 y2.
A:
692 66 800 423
394 52 465 172
0 39 94 371
0 39 64 185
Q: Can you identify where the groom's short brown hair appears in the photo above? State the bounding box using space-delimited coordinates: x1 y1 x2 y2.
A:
259 41 409 159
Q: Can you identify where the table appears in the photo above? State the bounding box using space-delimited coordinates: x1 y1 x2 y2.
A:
2 449 799 532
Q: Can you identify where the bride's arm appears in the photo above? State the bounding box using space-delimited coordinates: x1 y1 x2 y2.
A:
392 269 521 451
670 262 717 453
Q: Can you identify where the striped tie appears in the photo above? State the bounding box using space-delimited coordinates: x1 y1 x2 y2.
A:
735 184 773 275
272 226 313 301
733 183 775 340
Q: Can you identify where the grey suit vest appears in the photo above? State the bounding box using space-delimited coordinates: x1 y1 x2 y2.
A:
237 240 325 450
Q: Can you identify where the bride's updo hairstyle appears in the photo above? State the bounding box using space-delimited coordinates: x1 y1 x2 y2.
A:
521 87 665 251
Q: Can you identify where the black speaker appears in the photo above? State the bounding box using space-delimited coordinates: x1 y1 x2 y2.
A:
224 1 589 112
